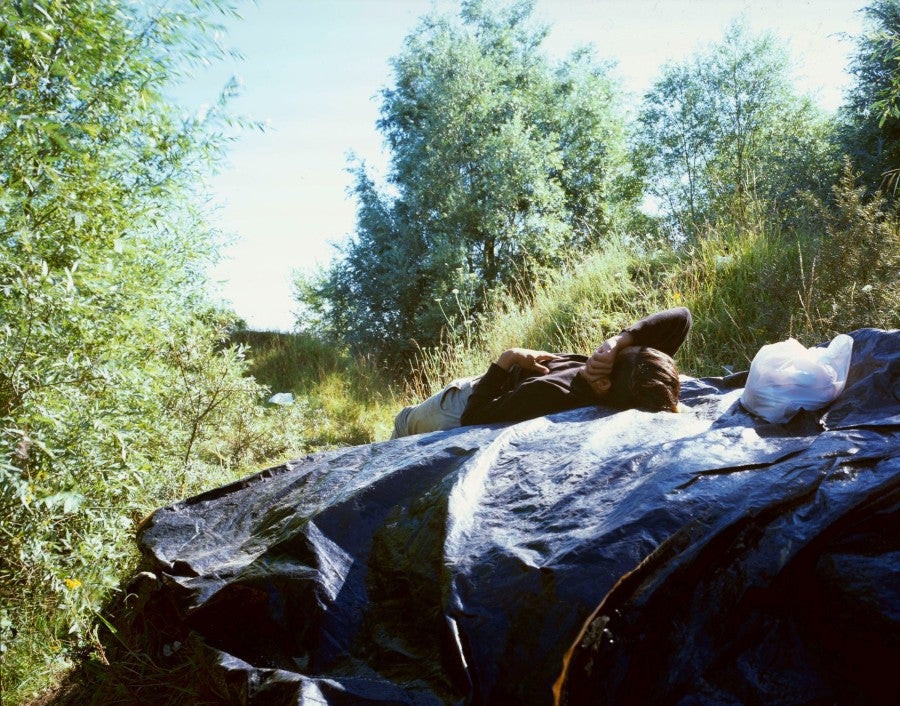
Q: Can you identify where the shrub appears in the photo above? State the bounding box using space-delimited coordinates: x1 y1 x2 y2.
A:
0 1 266 701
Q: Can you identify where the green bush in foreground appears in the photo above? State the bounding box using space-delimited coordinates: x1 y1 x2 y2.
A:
0 1 292 702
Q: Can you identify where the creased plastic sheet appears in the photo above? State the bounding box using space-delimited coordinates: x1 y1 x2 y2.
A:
137 328 899 705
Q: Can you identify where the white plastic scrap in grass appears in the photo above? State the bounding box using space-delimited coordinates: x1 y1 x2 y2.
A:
267 392 295 406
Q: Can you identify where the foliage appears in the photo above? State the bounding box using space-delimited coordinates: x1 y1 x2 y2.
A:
792 162 900 333
842 0 900 191
298 0 632 363
231 329 400 445
636 22 836 236
0 1 291 702
408 185 898 398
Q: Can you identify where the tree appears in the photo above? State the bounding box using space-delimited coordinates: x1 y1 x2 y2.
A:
299 0 631 363
636 22 835 236
0 1 262 698
842 0 900 191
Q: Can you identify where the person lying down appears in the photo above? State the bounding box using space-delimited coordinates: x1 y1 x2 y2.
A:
392 307 692 438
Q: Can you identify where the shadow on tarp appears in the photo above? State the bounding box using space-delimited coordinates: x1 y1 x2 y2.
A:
130 328 898 705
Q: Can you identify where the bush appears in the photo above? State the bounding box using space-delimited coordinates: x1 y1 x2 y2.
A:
793 164 900 336
0 1 269 701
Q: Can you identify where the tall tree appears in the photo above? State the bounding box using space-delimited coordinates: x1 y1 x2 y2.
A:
299 0 631 362
842 0 900 191
636 22 834 236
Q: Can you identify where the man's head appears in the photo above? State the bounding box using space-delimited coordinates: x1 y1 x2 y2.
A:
605 346 680 412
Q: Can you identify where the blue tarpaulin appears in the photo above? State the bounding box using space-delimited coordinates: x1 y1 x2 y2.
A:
137 328 899 705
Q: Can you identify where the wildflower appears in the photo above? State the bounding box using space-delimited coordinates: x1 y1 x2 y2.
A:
64 578 82 590
673 291 683 304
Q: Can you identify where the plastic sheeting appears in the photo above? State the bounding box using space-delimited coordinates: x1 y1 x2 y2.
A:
137 328 899 705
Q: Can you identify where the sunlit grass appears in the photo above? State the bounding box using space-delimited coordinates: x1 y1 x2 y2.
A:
232 329 401 445
407 190 898 399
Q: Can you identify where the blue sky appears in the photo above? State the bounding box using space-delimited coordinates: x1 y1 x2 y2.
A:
177 0 868 331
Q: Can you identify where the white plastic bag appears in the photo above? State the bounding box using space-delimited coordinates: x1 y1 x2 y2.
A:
267 392 295 406
740 334 853 423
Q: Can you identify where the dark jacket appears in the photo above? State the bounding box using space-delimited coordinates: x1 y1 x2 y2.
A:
460 307 692 426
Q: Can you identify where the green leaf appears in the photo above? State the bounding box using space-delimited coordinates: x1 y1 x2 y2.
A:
40 491 85 513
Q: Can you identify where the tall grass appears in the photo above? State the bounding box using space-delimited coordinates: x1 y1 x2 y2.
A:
407 183 898 399
230 329 401 445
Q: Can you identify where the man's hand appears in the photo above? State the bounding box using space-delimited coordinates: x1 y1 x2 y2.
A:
579 331 635 395
497 348 561 374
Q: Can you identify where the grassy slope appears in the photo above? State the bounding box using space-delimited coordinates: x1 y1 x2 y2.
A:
410 195 897 398
230 329 400 444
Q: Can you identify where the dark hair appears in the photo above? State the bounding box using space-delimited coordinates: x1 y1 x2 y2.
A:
606 346 680 412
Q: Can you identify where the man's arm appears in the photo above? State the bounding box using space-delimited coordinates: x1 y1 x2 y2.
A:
581 307 692 390
495 348 561 374
580 330 635 394
621 306 692 355
460 348 561 426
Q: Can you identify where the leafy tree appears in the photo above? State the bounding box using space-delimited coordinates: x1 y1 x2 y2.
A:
0 0 268 699
636 22 835 236
798 162 900 332
299 0 632 363
842 0 900 191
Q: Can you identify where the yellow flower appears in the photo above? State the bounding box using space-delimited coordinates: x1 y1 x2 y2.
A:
673 291 683 303
64 578 82 590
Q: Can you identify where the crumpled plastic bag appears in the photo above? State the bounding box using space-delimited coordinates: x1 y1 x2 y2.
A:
267 392 294 406
741 334 853 423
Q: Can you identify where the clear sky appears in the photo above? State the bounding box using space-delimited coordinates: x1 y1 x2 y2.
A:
176 0 869 331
